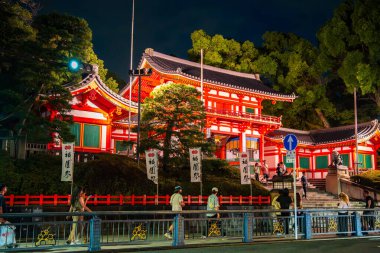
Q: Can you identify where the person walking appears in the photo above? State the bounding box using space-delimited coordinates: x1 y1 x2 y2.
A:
203 187 221 238
337 192 350 236
164 186 185 239
254 162 261 181
262 160 269 185
362 190 375 234
66 187 92 245
301 172 308 199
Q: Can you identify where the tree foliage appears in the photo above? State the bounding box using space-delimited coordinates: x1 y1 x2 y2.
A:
0 1 119 145
188 30 337 129
318 0 380 110
257 32 336 129
139 82 212 172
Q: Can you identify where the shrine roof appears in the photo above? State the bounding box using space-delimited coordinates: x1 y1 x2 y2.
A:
66 71 138 109
120 49 296 100
266 120 379 145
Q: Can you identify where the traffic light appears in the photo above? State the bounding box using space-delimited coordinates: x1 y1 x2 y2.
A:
68 58 93 73
68 58 81 72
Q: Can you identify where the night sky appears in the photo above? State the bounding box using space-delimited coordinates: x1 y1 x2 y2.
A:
40 0 343 81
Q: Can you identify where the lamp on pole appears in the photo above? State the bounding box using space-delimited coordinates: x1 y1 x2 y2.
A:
129 68 153 165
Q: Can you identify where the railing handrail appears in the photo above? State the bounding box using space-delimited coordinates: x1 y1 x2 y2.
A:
205 107 281 123
4 194 271 207
1 207 379 219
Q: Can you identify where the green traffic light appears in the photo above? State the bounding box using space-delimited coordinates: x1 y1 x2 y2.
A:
68 58 81 72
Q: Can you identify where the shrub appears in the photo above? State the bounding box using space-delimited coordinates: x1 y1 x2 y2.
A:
351 170 380 190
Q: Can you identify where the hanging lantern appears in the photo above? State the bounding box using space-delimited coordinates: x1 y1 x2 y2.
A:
272 100 276 105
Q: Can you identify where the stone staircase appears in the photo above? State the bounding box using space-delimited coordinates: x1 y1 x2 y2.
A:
308 178 326 191
265 179 364 209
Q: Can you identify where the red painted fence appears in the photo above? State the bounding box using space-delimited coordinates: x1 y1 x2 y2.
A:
5 194 270 207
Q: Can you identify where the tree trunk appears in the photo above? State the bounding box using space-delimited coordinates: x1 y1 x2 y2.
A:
162 121 174 173
315 108 330 128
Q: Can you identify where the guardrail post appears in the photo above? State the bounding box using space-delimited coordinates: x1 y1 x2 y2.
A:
303 212 312 239
242 213 253 243
88 216 102 252
353 211 362 236
172 214 185 246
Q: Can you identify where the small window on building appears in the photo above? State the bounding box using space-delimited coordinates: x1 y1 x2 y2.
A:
300 157 310 169
115 140 130 153
358 154 372 169
70 123 81 146
316 155 328 169
246 108 254 114
83 124 100 148
340 154 349 167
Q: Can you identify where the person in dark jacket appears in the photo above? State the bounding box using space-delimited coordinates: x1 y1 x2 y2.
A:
276 188 293 234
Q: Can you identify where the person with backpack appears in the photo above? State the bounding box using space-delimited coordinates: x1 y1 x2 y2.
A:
203 187 221 238
164 186 185 239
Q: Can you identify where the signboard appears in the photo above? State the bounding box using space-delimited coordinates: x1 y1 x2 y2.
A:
284 134 298 151
189 148 202 182
286 150 296 163
145 150 158 184
61 142 74 182
239 152 251 185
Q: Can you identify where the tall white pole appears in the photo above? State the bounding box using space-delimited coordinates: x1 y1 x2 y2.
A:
200 49 204 104
354 87 359 175
200 49 204 200
128 0 135 143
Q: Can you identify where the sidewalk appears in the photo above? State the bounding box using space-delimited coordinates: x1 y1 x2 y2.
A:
19 236 380 253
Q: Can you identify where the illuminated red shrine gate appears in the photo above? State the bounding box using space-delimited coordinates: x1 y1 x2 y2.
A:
119 48 296 163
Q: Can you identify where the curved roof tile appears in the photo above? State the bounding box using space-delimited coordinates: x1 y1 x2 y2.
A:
266 120 379 145
120 49 296 100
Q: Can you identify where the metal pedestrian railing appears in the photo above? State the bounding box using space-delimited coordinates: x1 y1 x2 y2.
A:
0 208 379 251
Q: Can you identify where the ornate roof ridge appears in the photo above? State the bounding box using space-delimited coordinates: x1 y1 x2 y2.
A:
309 120 378 134
139 48 297 100
67 72 138 108
266 120 379 146
147 50 262 80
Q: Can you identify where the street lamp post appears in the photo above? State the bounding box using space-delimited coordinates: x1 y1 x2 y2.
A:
129 68 153 165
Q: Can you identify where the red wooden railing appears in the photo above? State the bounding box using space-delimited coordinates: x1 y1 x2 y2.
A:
4 194 270 207
205 107 281 124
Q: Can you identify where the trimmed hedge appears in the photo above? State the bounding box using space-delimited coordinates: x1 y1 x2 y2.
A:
0 152 269 197
351 170 380 190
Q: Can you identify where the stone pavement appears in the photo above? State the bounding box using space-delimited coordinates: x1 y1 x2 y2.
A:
28 236 380 253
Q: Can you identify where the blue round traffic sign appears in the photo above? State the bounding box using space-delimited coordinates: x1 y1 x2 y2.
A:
283 134 298 151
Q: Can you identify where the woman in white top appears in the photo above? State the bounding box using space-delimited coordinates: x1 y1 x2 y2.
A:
337 192 350 236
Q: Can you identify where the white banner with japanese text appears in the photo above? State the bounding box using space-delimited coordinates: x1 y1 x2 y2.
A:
145 150 158 184
239 152 251 184
61 142 74 182
189 148 202 182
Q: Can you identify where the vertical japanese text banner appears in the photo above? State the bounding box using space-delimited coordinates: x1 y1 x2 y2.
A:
145 150 158 184
61 142 74 182
190 148 202 182
239 152 251 184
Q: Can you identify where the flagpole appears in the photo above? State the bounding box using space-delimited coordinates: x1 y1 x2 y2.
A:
128 0 135 147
